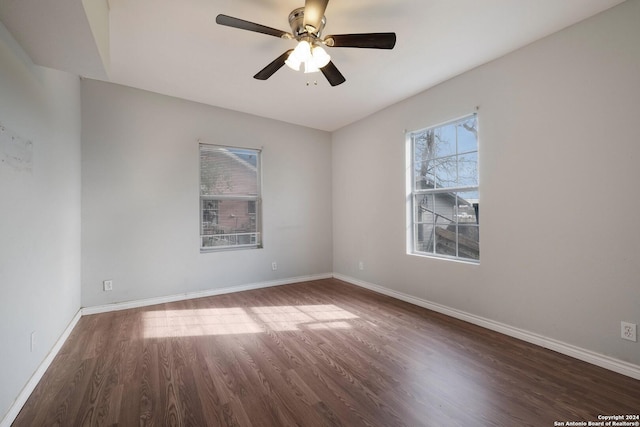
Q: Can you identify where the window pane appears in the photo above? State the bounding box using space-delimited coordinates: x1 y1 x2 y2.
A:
413 130 436 163
433 192 456 221
201 232 259 249
214 200 257 234
200 144 261 251
201 200 259 249
455 192 478 224
414 160 436 190
201 200 219 234
229 148 259 166
408 113 478 262
434 222 456 257
458 152 479 187
457 117 478 153
458 224 479 260
433 157 457 189
433 126 456 158
415 223 434 253
415 194 435 224
200 146 258 196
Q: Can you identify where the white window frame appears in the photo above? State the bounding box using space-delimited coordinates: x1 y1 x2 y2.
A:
407 113 479 263
199 143 262 252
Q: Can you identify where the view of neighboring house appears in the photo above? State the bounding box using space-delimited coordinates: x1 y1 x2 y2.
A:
412 115 479 261
416 192 479 260
200 146 260 249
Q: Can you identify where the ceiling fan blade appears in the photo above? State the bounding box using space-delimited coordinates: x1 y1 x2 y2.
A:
216 14 291 39
320 61 346 87
303 0 329 33
325 33 396 49
253 50 293 80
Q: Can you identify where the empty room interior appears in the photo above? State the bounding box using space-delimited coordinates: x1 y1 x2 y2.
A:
1 0 639 425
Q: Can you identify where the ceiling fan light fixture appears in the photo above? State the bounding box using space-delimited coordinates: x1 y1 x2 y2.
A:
286 40 312 70
216 1 396 87
285 55 301 71
311 45 330 68
285 41 310 70
292 40 312 62
304 60 320 74
286 40 329 74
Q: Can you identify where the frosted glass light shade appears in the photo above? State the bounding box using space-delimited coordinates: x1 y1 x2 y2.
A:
285 41 330 74
285 56 301 71
311 46 330 68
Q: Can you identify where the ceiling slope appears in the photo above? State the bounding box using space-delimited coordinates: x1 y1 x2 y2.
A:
0 0 627 131
0 0 109 80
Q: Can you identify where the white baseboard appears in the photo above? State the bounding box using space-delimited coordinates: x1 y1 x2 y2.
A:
1 273 332 426
4 271 636 427
0 310 82 427
82 273 333 315
333 273 640 381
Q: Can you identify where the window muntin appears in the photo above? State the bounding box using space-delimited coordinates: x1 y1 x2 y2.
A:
409 114 479 262
200 144 262 251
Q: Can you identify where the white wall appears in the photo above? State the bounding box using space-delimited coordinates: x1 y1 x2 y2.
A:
332 0 640 366
1 3 638 421
0 23 81 421
81 80 333 307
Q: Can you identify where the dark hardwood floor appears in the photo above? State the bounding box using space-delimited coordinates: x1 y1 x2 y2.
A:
13 278 640 426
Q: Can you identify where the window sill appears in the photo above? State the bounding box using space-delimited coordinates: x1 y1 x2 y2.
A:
408 251 480 265
200 245 262 253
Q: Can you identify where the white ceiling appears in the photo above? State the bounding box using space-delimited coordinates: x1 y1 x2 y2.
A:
0 0 626 131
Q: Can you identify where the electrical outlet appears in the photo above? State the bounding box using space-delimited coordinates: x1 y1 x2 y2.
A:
358 261 364 271
103 280 113 291
30 331 36 352
271 262 277 271
621 321 637 342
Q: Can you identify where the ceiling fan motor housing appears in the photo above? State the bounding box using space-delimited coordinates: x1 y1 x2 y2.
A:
288 7 326 39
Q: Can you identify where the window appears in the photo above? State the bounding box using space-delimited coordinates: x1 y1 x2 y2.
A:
408 114 479 262
200 144 262 250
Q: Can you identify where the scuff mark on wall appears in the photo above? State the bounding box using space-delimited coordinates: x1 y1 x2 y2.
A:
0 123 32 172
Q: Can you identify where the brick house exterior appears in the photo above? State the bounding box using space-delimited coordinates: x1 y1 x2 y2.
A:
200 146 259 248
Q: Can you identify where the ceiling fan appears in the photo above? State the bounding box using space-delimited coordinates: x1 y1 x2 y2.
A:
216 0 396 87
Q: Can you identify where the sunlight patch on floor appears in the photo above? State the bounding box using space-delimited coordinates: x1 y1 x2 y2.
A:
143 304 357 338
251 305 358 332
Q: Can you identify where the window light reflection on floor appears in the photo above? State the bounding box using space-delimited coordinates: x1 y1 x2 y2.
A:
143 304 358 338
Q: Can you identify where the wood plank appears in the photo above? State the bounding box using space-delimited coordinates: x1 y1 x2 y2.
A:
11 278 640 426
